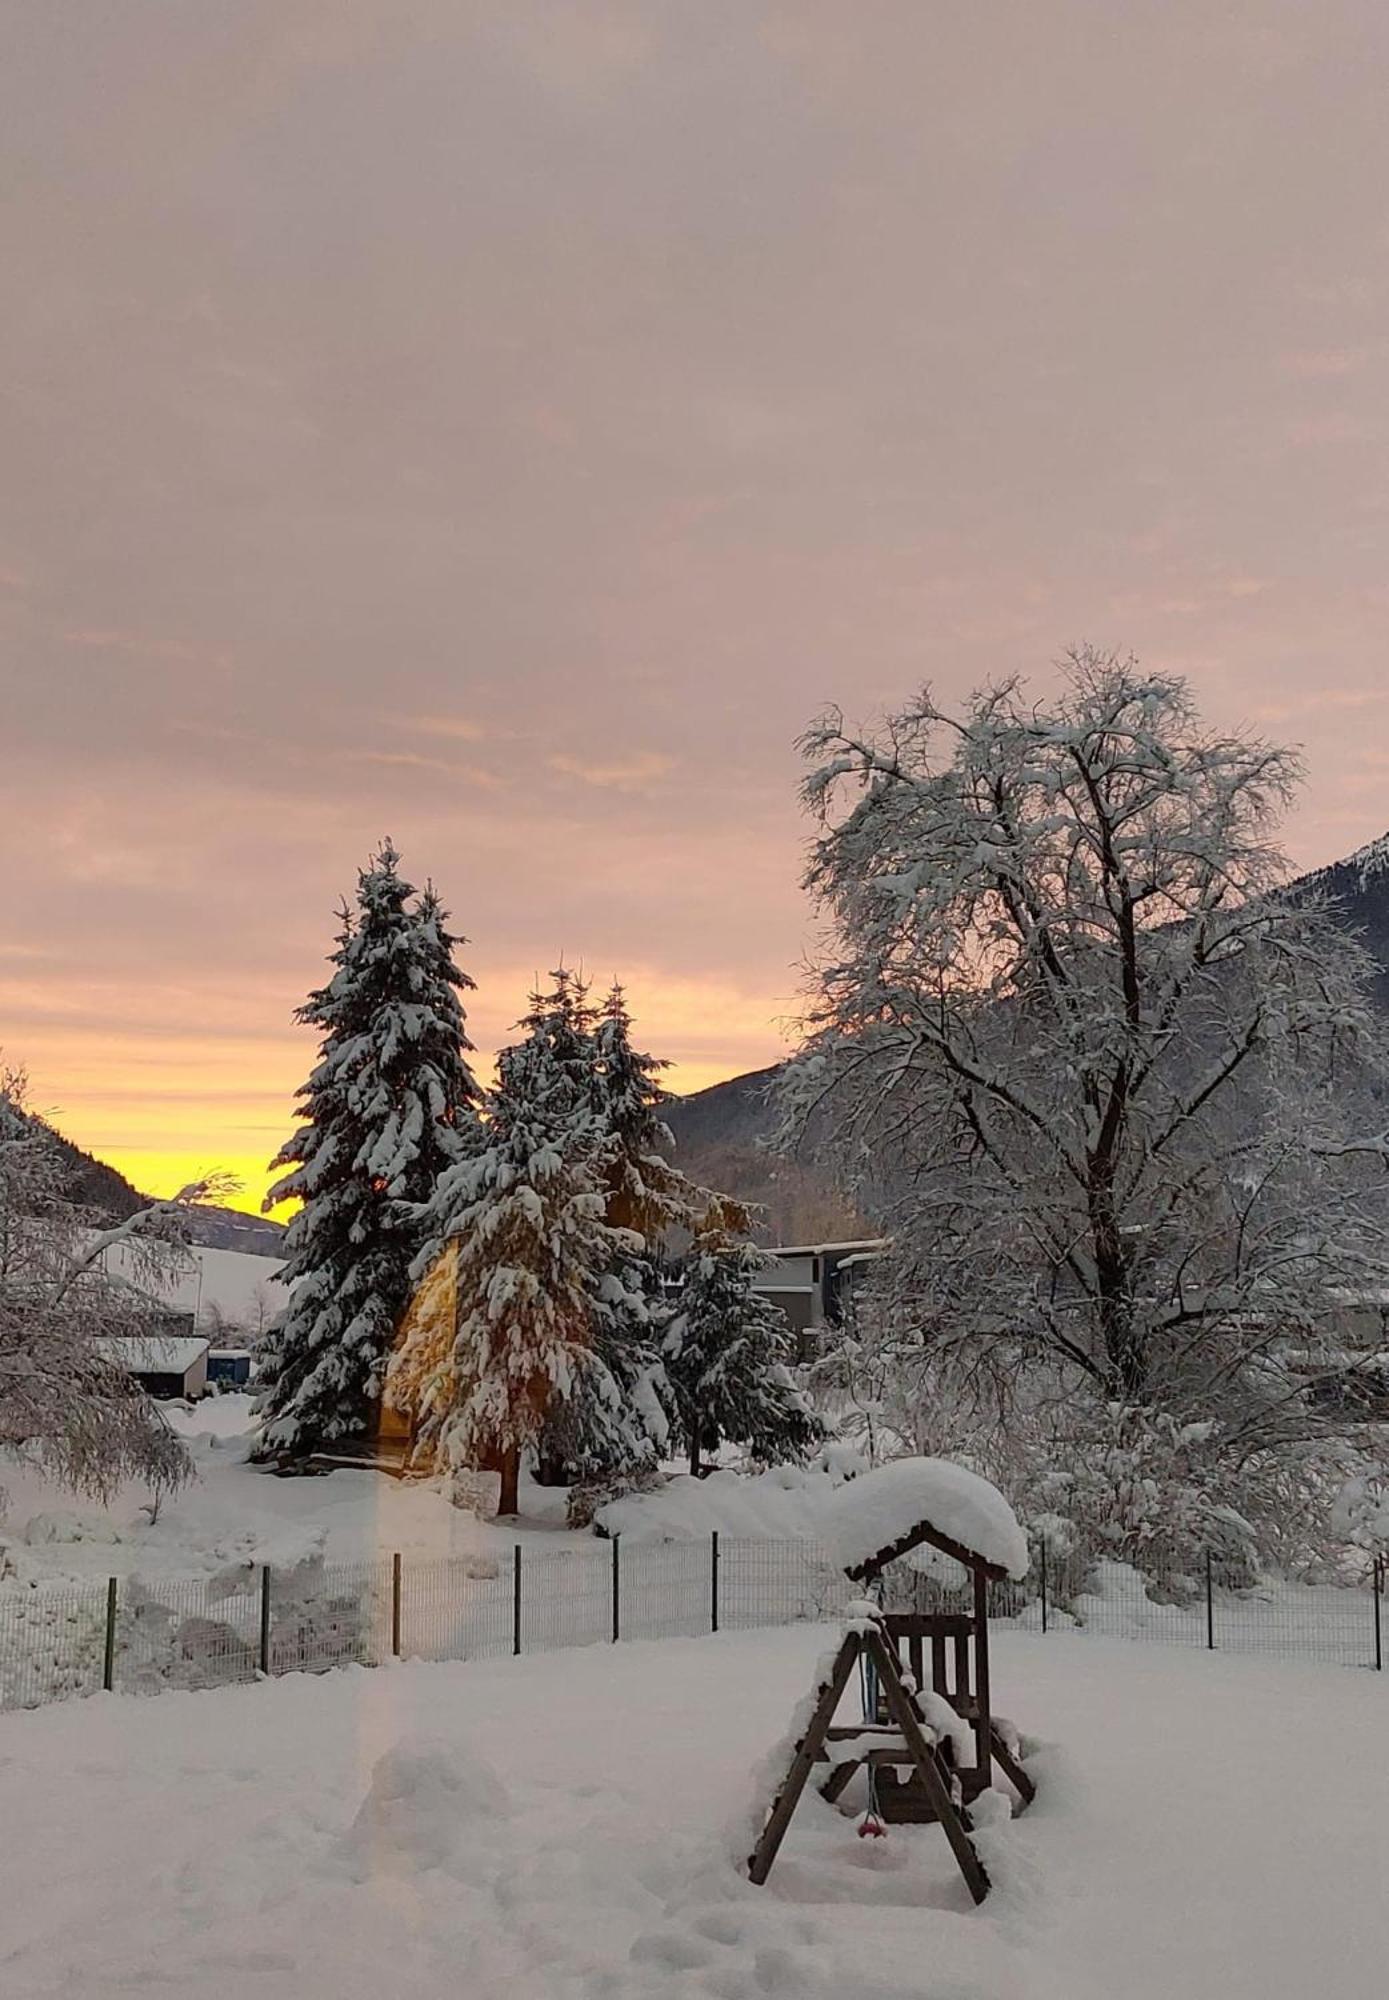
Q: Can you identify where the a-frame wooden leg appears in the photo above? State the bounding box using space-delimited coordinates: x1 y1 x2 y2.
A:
819 1757 859 1806
867 1631 991 1905
988 1726 1036 1811
747 1633 861 1884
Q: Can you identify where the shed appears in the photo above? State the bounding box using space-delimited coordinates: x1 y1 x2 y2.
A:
96 1334 210 1400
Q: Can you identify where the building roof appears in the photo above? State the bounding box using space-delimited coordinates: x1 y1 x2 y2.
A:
762 1238 890 1259
95 1334 210 1376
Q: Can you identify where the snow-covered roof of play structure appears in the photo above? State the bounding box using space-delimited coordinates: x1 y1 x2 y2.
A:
825 1457 1029 1581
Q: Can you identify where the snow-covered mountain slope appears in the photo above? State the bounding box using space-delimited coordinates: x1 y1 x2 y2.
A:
1290 827 1389 1004
666 827 1389 1231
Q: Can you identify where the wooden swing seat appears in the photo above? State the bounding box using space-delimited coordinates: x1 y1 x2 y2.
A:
870 1610 1037 1812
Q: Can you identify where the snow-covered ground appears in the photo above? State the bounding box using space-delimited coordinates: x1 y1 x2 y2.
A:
0 1400 865 1586
2 1622 1386 2000
4 1403 1381 1686
0 1396 572 1588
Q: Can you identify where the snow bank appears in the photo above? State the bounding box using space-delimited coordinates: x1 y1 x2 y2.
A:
595 1454 1028 1584
596 1464 838 1541
341 1733 509 1879
825 1457 1029 1580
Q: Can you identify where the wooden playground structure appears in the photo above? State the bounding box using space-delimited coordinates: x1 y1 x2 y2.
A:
747 1462 1036 1904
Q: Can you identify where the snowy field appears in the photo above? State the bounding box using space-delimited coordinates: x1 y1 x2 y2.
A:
0 1397 878 1585
3 1622 1387 2000
0 1396 566 1588
4 1399 1385 1708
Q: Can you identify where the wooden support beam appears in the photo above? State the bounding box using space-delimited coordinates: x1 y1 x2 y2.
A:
847 1524 1009 1587
972 1564 991 1775
819 1759 858 1806
866 1630 991 1905
987 1726 1036 1811
747 1634 860 1885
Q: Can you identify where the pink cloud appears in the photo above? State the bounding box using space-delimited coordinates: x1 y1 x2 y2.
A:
1278 348 1374 379
548 752 673 791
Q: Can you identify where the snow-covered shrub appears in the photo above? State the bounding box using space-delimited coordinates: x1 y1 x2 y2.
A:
1 1065 203 1508
988 1400 1370 1596
567 1464 665 1531
812 1439 870 1484
1330 1476 1389 1572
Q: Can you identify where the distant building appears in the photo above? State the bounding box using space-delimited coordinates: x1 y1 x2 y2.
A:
750 1239 889 1358
206 1348 254 1389
96 1333 210 1400
89 1233 284 1343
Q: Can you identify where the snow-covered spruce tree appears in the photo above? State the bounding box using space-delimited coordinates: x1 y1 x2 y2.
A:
386 1009 639 1515
539 984 704 1484
253 844 482 1464
592 983 701 1240
0 1064 197 1505
664 1204 823 1475
785 651 1389 1551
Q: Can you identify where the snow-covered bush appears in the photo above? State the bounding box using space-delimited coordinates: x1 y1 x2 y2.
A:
566 1464 666 1531
1329 1476 1389 1571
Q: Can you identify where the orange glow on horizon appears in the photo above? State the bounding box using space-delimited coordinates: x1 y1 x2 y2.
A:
28 973 794 1221
92 1044 778 1218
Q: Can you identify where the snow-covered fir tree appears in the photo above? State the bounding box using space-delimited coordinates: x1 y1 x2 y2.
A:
591 983 698 1239
664 1205 823 1475
539 984 702 1483
387 998 637 1514
254 843 483 1464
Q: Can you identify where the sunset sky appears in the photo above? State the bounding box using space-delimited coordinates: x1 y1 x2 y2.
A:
4 2 1389 1216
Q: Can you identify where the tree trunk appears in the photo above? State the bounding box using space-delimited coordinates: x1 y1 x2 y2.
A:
1088 1052 1147 1401
484 1440 521 1516
689 1427 702 1477
1092 1200 1146 1399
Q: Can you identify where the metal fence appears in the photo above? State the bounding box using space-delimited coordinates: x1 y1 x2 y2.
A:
0 1536 1382 1714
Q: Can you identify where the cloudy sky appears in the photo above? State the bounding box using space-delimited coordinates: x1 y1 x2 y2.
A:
4 1 1389 1212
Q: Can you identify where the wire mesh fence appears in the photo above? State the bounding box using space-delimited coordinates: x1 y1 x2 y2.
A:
0 1537 1382 1715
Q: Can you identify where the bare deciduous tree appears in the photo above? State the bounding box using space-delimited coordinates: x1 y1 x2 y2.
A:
787 652 1389 1462
0 1065 228 1505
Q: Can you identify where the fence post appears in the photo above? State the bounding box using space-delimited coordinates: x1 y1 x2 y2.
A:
391 1552 402 1659
1205 1550 1215 1651
1375 1556 1383 1673
611 1535 621 1644
102 1577 118 1692
711 1530 720 1635
259 1565 272 1676
512 1544 522 1658
1039 1540 1048 1635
